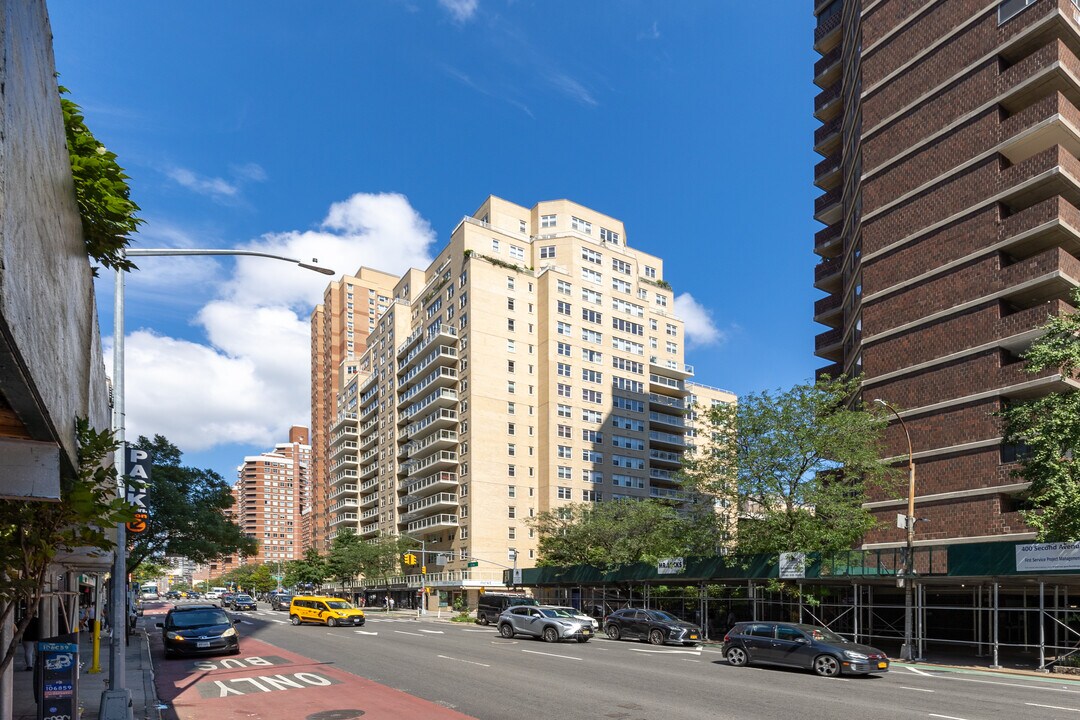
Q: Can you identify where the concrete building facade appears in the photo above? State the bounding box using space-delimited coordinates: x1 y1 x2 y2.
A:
811 0 1080 548
318 196 734 594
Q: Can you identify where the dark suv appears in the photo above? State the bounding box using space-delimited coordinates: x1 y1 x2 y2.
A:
604 608 701 646
270 593 293 611
157 604 240 658
723 622 889 677
476 594 539 625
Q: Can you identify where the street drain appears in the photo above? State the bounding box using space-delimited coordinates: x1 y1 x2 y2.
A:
307 710 365 720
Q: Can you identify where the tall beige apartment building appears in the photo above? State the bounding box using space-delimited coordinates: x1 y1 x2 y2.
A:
231 426 312 564
318 196 734 595
310 269 399 552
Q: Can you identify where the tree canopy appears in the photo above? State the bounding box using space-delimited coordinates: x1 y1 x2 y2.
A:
127 434 257 571
529 498 720 571
1000 290 1080 541
684 375 891 556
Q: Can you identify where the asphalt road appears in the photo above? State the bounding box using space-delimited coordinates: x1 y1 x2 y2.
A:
154 601 1080 720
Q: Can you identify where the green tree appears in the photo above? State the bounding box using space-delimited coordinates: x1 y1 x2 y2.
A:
250 565 276 594
127 435 257 572
131 559 171 586
326 530 365 591
528 499 720 571
1000 291 1080 540
684 375 891 556
0 418 135 676
286 548 328 588
361 535 410 595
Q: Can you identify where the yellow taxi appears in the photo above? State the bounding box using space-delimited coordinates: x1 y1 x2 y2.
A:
289 596 366 627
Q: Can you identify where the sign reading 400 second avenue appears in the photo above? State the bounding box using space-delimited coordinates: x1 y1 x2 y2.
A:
1016 541 1080 572
125 446 152 534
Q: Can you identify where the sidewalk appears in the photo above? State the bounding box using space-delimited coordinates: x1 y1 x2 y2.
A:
10 625 161 720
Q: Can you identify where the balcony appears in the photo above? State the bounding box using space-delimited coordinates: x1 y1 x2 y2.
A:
814 43 841 89
814 187 842 225
403 450 459 477
649 410 686 430
330 413 357 434
359 461 379 480
814 153 841 191
403 471 459 498
814 117 841 157
814 256 842 292
404 408 458 439
329 454 357 474
329 498 359 514
813 1 841 53
398 345 457 388
329 440 358 461
358 430 378 452
404 429 459 458
399 388 458 424
814 292 843 328
648 392 684 411
649 430 686 449
398 366 458 405
359 398 379 422
815 328 843 361
815 223 842 257
403 492 459 520
649 468 680 483
398 323 458 372
649 448 683 467
330 425 357 443
813 83 841 122
359 490 379 509
360 522 379 538
329 512 359 527
330 468 358 485
407 513 459 534
650 487 689 502
329 484 358 501
361 506 379 521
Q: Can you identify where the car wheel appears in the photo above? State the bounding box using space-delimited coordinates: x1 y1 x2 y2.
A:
543 627 559 643
814 654 841 678
649 629 665 646
477 614 490 626
327 617 337 627
726 646 748 667
606 624 621 641
290 615 301 626
498 623 515 638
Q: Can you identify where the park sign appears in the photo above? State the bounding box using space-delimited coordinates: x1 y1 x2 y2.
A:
1015 541 1080 572
125 445 151 534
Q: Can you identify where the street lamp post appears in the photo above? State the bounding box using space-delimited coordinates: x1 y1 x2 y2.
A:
104 248 333 719
875 398 917 662
509 548 518 587
399 532 428 618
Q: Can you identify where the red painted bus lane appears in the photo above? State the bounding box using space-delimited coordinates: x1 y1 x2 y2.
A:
152 634 476 720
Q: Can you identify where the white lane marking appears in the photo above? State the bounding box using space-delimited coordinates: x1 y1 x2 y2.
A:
906 666 933 676
394 630 424 637
899 686 935 693
521 649 582 661
628 647 702 656
266 619 288 625
929 715 969 720
1026 703 1080 712
355 631 378 636
683 659 701 663
461 629 493 633
437 654 490 667
418 629 445 634
926 675 1080 694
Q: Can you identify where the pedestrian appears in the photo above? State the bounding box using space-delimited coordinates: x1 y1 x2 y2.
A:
389 597 395 611
22 613 40 671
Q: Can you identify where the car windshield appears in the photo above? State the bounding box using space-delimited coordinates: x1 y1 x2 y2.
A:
646 610 680 623
537 609 564 618
325 600 353 610
169 610 229 629
235 595 252 602
804 626 846 643
550 608 578 616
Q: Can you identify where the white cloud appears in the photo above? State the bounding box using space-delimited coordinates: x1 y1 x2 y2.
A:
547 73 598 107
638 21 661 41
675 293 724 348
439 0 479 23
114 192 438 452
167 167 238 200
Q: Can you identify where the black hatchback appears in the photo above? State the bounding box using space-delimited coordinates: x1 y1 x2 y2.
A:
158 604 240 658
604 608 701 646
723 622 889 677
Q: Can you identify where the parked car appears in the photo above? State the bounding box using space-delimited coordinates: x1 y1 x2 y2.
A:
722 622 889 677
497 605 593 643
270 593 294 611
230 594 257 611
547 605 599 632
157 604 240 658
289 596 366 627
476 594 540 625
604 608 701 646
218 592 236 608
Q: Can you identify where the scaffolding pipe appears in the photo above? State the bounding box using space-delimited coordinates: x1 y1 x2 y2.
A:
992 582 1001 669
1039 581 1046 671
854 584 860 644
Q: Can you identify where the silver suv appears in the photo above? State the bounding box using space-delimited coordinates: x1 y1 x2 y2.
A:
497 605 594 643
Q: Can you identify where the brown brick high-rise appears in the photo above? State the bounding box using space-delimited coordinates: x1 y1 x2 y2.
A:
812 0 1079 549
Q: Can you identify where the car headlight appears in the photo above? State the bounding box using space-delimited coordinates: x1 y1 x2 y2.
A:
844 650 868 661
165 632 182 641
221 627 237 638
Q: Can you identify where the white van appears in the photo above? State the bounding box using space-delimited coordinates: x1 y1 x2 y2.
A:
206 586 227 600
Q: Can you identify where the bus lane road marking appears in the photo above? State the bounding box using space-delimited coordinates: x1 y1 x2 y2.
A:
521 649 583 661
437 654 490 667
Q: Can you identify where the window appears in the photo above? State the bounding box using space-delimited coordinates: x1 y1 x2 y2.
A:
491 239 500 253
508 485 516 498
557 404 572 418
572 216 592 234
638 288 649 299
541 214 556 228
583 469 603 483
520 219 527 234
558 465 572 480
507 422 516 435
613 413 645 430
557 383 572 398
613 377 644 393
557 445 572 459
507 319 516 332
599 227 619 244
509 245 525 261
656 294 668 308
507 277 515 290
613 454 645 469
613 435 646 450
557 486 572 500
582 268 602 284
558 301 572 315
613 318 644 336
612 337 644 355
612 258 631 275
582 288 602 305
508 360 516 373
666 323 678 337
582 409 602 423
557 321 572 336
582 348 602 363
583 429 603 443
583 389 603 403
612 298 644 317
666 341 678 354
507 380 516 394
507 339 516 353
612 278 631 293
557 342 571 356
508 401 516 414
644 266 657 279
582 369 602 383
612 356 643 374
508 527 516 539
583 489 602 502
612 473 645 489
508 465 516 477
507 298 515 311
557 279 571 295
508 506 516 518
540 246 556 259
650 318 658 331
508 443 516 456
582 329 603 344
557 362 571 377
582 450 603 463
557 424 572 438
582 309 602 324
581 247 602 264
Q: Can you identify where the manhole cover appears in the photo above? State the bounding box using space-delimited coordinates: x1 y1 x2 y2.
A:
307 711 365 720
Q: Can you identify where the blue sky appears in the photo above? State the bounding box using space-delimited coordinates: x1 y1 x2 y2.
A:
49 1 820 482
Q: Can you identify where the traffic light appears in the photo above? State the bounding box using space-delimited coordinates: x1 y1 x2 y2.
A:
479 586 485 595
